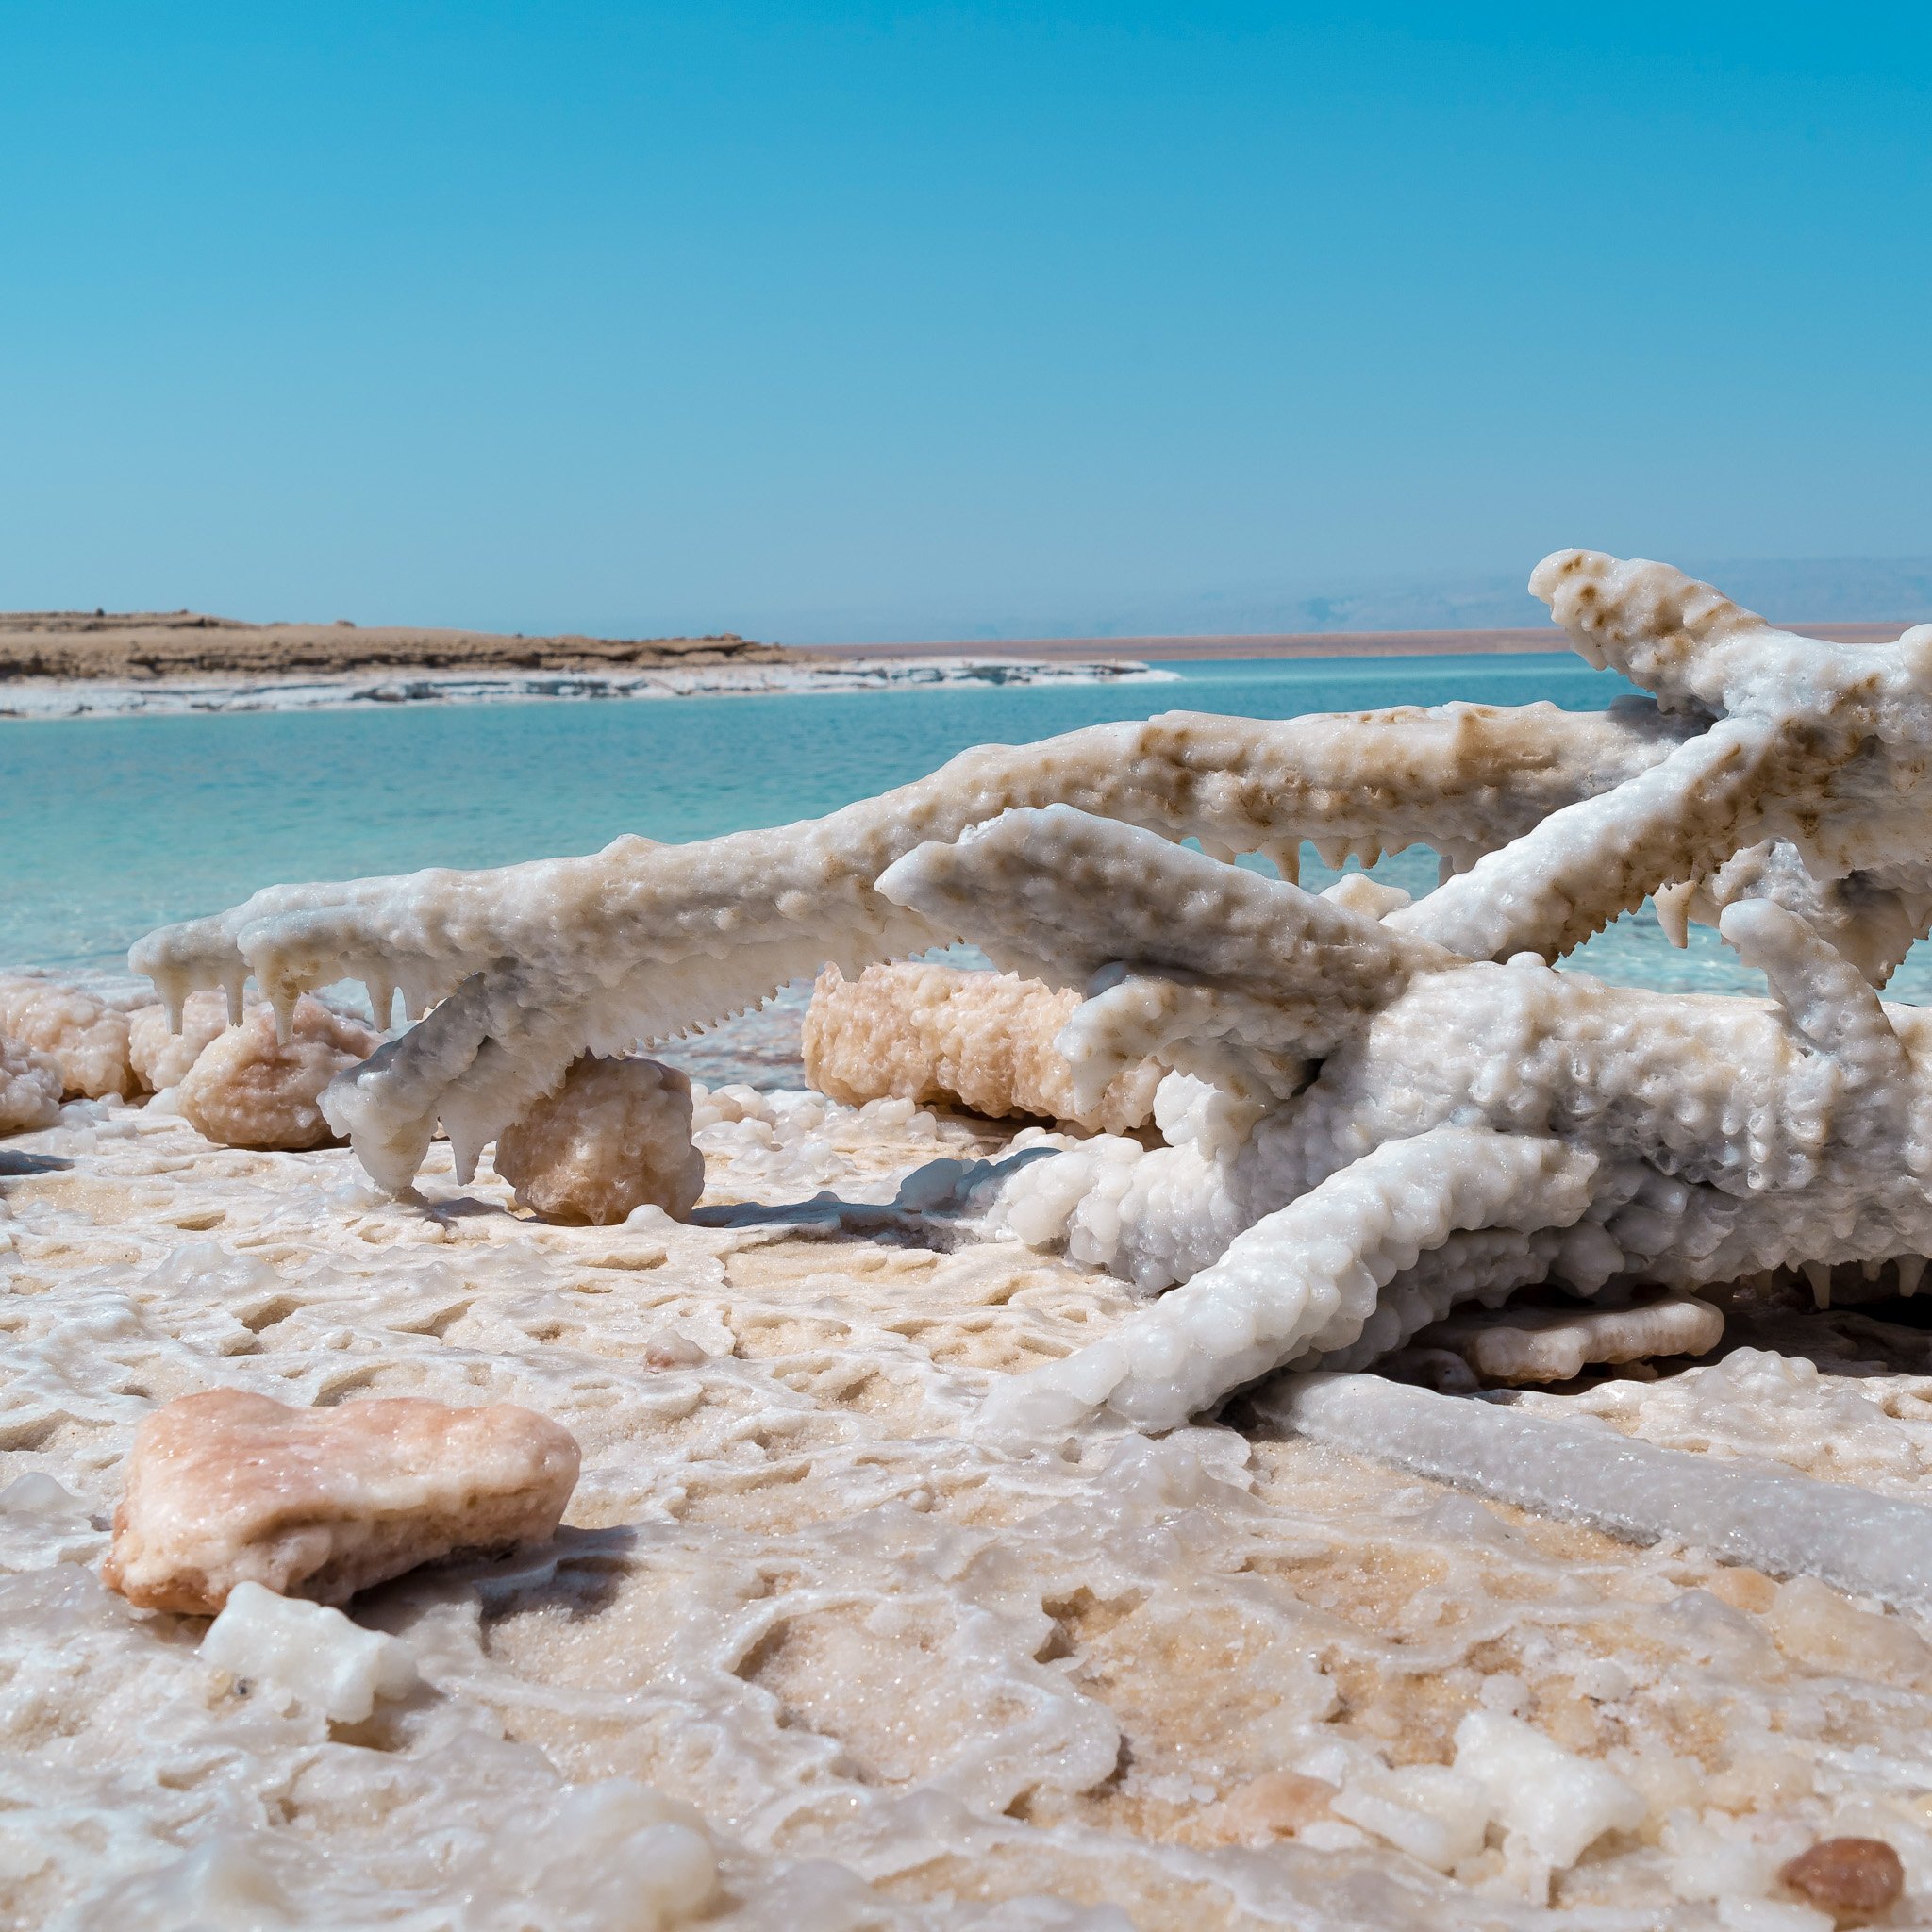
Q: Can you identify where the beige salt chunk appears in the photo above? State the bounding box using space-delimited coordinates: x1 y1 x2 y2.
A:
103 1388 581 1612
0 975 134 1099
0 1036 63 1134
176 997 380 1150
494 1054 704 1225
802 960 1164 1134
127 988 247 1092
1424 1291 1724 1384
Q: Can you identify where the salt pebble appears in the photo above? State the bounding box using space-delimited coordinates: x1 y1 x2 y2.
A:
201 1581 419 1723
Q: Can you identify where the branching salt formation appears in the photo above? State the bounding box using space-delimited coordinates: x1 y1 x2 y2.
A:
131 688 1696 1189
129 554 1932 1458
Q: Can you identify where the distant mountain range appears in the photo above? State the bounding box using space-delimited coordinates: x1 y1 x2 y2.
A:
775 556 1932 647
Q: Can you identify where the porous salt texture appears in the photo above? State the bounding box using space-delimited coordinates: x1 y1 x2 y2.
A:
7 1095 1932 1925
0 1035 63 1133
177 997 381 1150
494 1053 704 1224
127 987 244 1093
803 960 1164 1132
0 974 134 1098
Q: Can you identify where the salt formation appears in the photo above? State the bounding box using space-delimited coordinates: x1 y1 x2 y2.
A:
493 1052 704 1224
123 552 1932 1433
0 1035 62 1132
1404 1291 1724 1385
126 986 244 1092
104 1388 580 1610
0 974 134 1098
200 1580 421 1722
803 960 1163 1132
6 1096 1932 1925
175 995 380 1150
129 641 1706 1192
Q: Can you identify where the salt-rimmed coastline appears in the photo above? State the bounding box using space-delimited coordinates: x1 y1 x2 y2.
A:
0 656 1173 721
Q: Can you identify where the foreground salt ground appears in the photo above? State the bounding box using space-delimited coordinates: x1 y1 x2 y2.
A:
6 1096 1932 1928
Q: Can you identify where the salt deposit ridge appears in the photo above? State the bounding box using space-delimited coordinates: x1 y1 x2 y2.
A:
0 657 1170 721
11 550 1932 1924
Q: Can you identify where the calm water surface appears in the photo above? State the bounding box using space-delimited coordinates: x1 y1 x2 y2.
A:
6 653 1925 1009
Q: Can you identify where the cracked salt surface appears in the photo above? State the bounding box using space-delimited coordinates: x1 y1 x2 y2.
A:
7 1091 1932 1926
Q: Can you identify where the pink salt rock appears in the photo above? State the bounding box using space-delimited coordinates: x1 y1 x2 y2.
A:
176 997 380 1150
0 975 135 1099
494 1054 704 1225
103 1388 581 1613
127 989 244 1093
0 1036 63 1135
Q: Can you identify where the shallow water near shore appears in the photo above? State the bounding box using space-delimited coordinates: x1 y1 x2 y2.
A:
8 651 1930 1062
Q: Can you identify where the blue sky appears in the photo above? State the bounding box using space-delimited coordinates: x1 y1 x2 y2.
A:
2 3 1927 641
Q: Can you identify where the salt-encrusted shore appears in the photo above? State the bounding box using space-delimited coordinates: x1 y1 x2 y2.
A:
8 1086 1932 1926
15 552 1932 1925
0 658 1169 721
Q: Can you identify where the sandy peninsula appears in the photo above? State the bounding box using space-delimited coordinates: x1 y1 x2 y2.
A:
0 609 1166 718
0 608 787 679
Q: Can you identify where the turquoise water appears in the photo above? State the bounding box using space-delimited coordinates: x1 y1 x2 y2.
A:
5 653 1926 1013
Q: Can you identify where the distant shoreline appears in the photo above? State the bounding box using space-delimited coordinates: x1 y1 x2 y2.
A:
1 607 1910 719
0 657 1173 721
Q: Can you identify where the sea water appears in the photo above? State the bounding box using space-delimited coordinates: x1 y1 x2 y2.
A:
7 653 1926 1056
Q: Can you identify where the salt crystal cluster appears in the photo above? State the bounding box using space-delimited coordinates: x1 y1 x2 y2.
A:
803 959 1164 1132
0 1035 62 1133
176 996 380 1150
199 1579 420 1721
103 1388 580 1611
0 974 134 1098
493 1052 704 1224
126 986 246 1092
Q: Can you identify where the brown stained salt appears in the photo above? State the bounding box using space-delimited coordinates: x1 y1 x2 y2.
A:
104 1388 580 1611
803 958 1165 1133
1779 1837 1906 1922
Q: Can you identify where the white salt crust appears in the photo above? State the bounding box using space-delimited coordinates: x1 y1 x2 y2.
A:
5 1096 1932 1926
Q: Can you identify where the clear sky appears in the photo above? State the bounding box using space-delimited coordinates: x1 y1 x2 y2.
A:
3 3 1927 642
